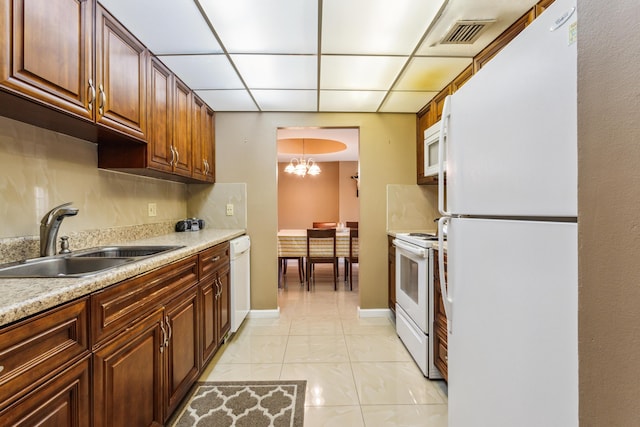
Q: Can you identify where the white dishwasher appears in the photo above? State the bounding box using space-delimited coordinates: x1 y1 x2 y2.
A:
229 235 250 334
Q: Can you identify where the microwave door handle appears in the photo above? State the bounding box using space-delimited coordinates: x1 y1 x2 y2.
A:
438 96 451 217
438 217 453 333
392 239 426 258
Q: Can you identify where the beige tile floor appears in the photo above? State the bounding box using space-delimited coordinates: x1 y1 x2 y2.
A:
199 262 448 426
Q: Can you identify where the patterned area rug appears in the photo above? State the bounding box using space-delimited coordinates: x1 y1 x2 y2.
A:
169 380 306 427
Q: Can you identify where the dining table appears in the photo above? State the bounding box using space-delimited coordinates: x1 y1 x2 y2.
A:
277 228 357 258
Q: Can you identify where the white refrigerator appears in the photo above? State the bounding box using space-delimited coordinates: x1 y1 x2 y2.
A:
436 0 578 426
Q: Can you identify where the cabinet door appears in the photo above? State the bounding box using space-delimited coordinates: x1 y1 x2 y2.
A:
95 5 147 141
93 308 164 427
191 95 215 182
416 109 430 185
147 56 173 172
0 0 94 120
172 77 192 177
164 284 199 419
388 236 396 313
199 277 217 366
202 104 216 182
216 267 231 344
191 95 206 180
0 356 91 427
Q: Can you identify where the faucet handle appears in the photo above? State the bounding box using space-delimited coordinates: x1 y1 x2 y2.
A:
59 236 71 254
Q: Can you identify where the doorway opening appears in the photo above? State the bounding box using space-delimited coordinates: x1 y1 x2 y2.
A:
276 127 360 295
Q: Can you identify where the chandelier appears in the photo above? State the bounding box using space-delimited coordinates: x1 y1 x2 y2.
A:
284 139 321 177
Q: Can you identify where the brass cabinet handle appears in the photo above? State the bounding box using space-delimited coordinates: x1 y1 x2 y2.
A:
170 146 176 166
165 315 172 346
210 255 220 263
174 147 180 165
87 79 95 111
0 365 3 374
98 84 105 115
159 320 167 353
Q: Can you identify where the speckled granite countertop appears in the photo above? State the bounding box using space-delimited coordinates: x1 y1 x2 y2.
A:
0 229 245 328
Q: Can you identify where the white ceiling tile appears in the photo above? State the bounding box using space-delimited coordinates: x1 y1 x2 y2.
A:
99 0 222 54
319 91 386 112
199 0 317 54
195 90 258 111
379 91 438 113
252 90 317 111
157 55 243 89
322 0 446 55
321 56 406 90
231 55 317 89
395 57 472 91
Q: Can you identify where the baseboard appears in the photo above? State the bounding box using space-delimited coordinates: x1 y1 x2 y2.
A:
357 307 393 318
248 308 281 319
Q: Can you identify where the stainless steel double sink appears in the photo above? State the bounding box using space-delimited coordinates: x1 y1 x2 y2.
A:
0 245 184 278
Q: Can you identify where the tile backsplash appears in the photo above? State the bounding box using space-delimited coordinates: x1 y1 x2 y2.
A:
0 116 188 239
386 184 439 232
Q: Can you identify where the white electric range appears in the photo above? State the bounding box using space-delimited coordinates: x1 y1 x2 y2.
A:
392 232 442 378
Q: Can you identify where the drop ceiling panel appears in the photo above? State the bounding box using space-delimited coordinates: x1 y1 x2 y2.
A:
379 91 438 113
199 0 317 54
321 0 446 55
195 90 258 111
252 90 317 111
395 57 473 91
321 56 407 90
99 0 222 54
157 55 243 89
319 91 386 112
231 55 317 89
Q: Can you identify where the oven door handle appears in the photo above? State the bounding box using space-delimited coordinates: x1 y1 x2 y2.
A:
392 239 427 258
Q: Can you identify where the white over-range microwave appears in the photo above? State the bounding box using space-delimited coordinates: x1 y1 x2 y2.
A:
424 121 445 177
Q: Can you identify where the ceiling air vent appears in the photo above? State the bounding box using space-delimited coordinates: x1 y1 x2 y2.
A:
441 20 495 44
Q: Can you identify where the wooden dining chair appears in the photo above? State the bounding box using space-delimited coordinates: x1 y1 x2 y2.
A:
346 221 358 228
312 222 337 229
344 228 358 291
278 256 305 288
306 228 338 291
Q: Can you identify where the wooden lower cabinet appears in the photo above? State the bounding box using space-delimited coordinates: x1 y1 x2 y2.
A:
200 266 231 367
0 242 234 424
388 235 396 314
433 249 448 381
164 284 200 418
93 307 165 427
0 356 91 427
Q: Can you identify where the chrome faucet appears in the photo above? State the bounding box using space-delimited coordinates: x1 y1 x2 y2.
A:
40 202 79 256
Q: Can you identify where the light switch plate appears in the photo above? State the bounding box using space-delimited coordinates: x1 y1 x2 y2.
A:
148 203 157 217
226 204 234 216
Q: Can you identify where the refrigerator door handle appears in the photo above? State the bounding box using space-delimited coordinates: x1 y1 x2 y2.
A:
438 217 453 333
438 96 451 217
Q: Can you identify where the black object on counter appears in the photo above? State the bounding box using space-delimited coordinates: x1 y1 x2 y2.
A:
175 218 205 232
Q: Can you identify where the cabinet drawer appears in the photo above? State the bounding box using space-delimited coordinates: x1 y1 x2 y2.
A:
91 255 198 346
199 242 229 281
0 298 89 407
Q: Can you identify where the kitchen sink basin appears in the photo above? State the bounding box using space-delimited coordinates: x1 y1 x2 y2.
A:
0 245 184 278
71 245 183 258
0 257 132 278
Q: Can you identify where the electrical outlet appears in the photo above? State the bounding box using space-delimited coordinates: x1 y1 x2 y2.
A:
226 203 234 216
148 203 157 217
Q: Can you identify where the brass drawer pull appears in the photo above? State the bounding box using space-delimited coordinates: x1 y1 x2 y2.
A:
210 255 220 263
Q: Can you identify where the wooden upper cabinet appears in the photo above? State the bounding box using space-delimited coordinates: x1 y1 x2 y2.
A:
172 77 192 177
452 65 473 91
95 5 147 142
535 0 555 17
432 87 451 123
147 56 173 173
0 0 94 121
191 95 215 182
416 107 430 185
473 12 531 73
